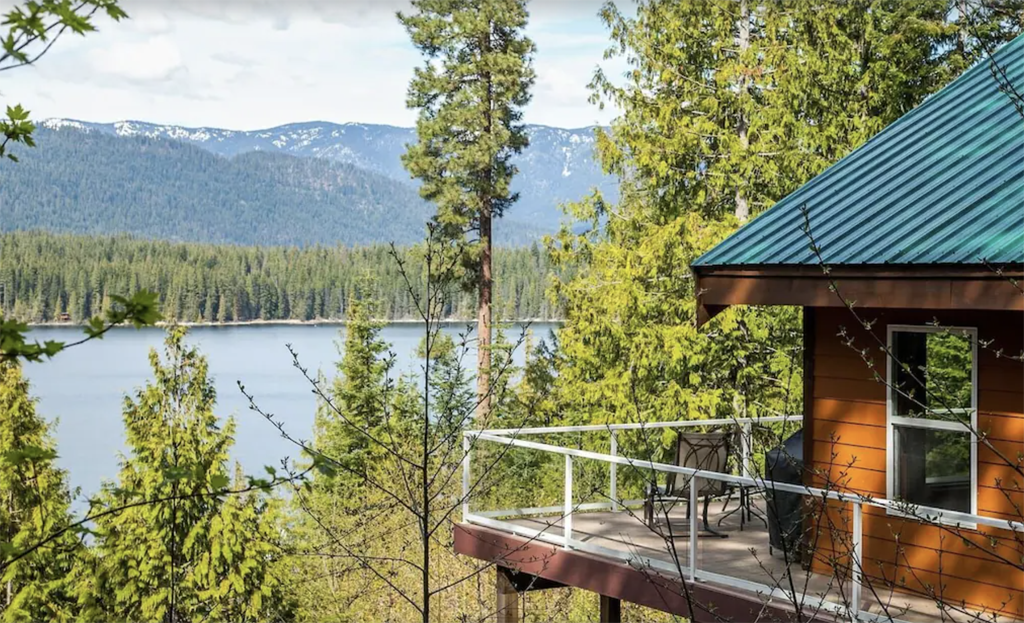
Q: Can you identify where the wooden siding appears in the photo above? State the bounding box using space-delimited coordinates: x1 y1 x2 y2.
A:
806 307 1024 618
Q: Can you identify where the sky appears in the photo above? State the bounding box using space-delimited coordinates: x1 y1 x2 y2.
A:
1 0 628 131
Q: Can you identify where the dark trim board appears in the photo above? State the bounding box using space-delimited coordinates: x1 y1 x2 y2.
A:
692 265 1024 326
454 523 836 622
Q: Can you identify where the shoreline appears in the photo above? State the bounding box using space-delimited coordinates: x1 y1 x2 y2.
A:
25 318 564 328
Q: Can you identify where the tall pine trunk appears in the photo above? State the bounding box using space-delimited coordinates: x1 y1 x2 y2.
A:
477 207 492 419
477 29 494 420
401 0 533 420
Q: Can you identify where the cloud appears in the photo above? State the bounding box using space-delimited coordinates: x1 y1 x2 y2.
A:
125 8 174 35
2 0 622 130
153 0 393 27
152 1 264 25
211 51 255 68
149 0 606 28
270 13 290 31
86 36 184 83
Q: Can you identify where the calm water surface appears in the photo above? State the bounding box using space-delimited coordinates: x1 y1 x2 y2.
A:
24 323 557 506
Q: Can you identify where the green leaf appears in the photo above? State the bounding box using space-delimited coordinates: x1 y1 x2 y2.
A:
210 473 230 491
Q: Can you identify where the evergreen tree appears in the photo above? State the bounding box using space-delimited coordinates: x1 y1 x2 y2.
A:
399 0 536 417
589 0 788 223
274 240 531 622
548 0 1023 440
532 9 1024 620
588 0 1023 225
416 333 475 442
80 328 288 622
291 296 420 621
0 362 80 622
315 296 392 483
196 465 294 622
769 0 1023 191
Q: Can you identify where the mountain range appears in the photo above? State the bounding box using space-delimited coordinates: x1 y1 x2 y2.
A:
5 118 617 246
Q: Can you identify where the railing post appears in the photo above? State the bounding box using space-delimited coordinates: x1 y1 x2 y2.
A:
462 434 471 521
689 475 698 583
610 431 619 512
564 455 574 549
851 501 862 621
741 420 752 477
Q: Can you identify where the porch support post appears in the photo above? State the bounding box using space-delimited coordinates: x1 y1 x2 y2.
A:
496 567 519 623
600 594 622 623
610 431 619 511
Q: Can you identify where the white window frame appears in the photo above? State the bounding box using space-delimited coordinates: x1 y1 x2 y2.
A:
885 324 978 525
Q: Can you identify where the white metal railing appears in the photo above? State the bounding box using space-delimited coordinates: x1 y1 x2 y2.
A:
480 415 796 491
479 415 795 437
460 417 1024 623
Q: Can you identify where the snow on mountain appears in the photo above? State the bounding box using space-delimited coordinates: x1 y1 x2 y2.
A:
41 118 619 231
40 118 89 132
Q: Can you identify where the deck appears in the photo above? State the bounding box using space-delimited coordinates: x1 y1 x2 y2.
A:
460 418 1024 623
459 496 1023 623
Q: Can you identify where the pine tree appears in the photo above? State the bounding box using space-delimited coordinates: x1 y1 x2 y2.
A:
399 0 535 417
291 296 415 620
0 362 80 622
416 333 474 442
80 328 287 622
315 296 391 484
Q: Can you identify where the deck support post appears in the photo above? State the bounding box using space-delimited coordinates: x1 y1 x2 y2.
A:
689 476 698 582
610 431 618 511
496 567 519 623
564 455 573 548
599 594 622 623
462 434 471 520
493 567 564 621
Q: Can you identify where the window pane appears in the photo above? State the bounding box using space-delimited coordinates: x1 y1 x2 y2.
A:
894 426 970 513
891 330 973 420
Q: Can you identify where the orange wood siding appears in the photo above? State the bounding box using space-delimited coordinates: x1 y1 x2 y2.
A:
806 307 1024 618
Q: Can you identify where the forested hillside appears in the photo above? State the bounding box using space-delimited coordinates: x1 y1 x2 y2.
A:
42 119 618 230
0 231 556 323
0 128 543 246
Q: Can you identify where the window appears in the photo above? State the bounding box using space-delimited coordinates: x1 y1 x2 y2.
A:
887 325 977 517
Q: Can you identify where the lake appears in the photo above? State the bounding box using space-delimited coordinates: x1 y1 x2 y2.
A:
23 322 558 506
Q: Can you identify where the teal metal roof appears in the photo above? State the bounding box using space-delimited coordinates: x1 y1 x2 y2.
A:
693 34 1024 268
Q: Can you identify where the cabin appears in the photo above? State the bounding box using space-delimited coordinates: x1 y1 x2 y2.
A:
454 36 1023 623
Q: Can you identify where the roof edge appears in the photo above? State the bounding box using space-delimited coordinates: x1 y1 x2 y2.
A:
693 265 1024 327
692 263 1024 278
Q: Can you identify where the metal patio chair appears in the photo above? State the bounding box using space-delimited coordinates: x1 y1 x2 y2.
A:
643 429 732 538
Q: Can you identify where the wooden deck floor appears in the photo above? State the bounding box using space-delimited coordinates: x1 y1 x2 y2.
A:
497 497 1020 623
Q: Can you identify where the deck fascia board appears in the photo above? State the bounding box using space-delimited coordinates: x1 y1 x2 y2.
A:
453 522 834 623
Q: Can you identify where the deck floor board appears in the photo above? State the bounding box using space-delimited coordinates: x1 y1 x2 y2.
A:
495 497 1020 623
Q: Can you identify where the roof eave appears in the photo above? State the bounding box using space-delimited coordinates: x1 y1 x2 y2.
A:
694 263 1024 327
